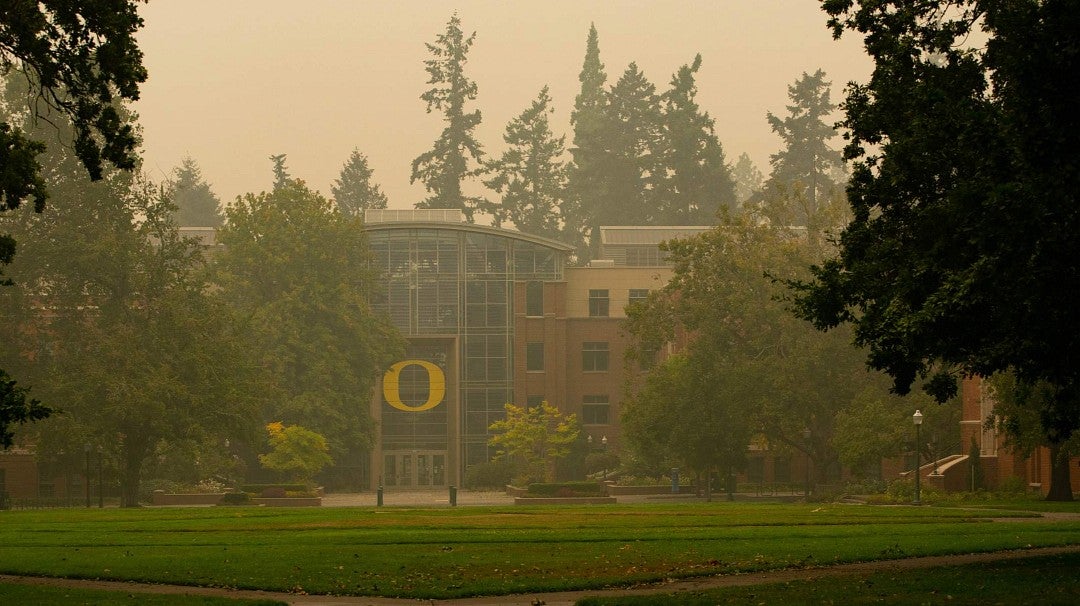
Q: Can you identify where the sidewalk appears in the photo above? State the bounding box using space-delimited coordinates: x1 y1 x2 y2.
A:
320 489 513 507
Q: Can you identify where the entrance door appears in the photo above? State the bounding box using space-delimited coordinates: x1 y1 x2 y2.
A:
382 451 447 488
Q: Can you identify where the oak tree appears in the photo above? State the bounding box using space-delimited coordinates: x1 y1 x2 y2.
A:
796 0 1080 499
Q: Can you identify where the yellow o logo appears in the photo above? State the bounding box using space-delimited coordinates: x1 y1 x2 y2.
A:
383 360 446 412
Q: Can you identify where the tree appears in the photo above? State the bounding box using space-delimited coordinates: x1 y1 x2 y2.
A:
756 70 843 226
0 0 146 208
259 422 332 484
654 55 737 224
167 156 222 227
624 214 928 495
0 137 258 506
577 62 663 245
794 1 1079 500
988 373 1080 496
0 2 146 446
212 181 404 475
483 86 569 241
622 354 751 500
565 23 608 260
331 148 388 217
732 152 763 206
488 401 580 484
269 153 291 191
410 13 487 222
0 369 49 449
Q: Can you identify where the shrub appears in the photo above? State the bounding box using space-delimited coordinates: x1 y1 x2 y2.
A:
260 486 287 498
240 484 308 493
526 481 605 497
463 459 519 489
218 492 250 506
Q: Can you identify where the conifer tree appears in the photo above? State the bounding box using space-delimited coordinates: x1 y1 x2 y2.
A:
655 55 736 225
760 70 843 225
410 13 486 222
732 152 764 206
565 23 608 260
332 148 388 217
483 87 568 242
601 63 663 227
270 154 291 191
168 156 223 227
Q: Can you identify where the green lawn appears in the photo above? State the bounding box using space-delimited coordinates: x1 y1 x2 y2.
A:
1 502 1077 600
576 551 1080 605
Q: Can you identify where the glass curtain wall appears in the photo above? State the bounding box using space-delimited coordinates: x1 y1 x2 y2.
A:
369 227 562 481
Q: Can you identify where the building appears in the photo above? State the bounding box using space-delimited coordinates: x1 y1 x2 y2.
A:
363 209 704 489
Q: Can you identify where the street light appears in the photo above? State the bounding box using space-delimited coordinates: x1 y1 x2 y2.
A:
601 436 608 479
802 428 812 498
83 443 91 508
913 410 923 505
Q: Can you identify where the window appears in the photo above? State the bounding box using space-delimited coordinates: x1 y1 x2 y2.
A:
526 342 544 372
582 395 610 424
628 288 649 306
526 281 544 317
582 341 609 371
588 289 610 317
526 395 545 409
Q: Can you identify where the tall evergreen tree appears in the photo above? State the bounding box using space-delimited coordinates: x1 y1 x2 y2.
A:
732 152 763 206
270 154 290 191
655 55 737 225
759 70 843 226
410 13 486 222
565 23 608 261
168 156 223 227
601 63 663 226
332 148 388 217
483 86 568 241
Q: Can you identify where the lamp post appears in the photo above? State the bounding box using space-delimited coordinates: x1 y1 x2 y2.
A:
83 443 91 508
601 436 608 479
802 428 812 498
913 410 923 505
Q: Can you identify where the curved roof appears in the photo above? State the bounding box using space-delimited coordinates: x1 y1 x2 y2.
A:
363 209 573 252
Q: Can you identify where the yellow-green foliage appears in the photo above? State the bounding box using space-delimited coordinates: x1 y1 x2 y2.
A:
258 422 332 483
488 401 580 483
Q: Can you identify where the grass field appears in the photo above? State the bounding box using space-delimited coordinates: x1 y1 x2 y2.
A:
576 551 1080 605
1 501 1078 600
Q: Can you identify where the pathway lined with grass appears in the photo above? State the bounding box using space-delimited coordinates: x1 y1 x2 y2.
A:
4 545 1080 605
1 502 1077 603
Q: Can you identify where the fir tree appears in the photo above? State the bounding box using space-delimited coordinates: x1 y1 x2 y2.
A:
168 156 222 227
483 86 568 242
760 70 843 225
732 152 764 206
410 13 486 222
565 23 608 261
270 154 291 191
656 55 736 225
332 148 388 217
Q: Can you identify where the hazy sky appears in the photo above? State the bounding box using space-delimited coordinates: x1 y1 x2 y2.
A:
135 1 871 214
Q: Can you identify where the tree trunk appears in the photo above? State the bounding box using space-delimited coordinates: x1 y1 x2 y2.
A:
703 467 713 502
119 436 148 508
1044 442 1074 502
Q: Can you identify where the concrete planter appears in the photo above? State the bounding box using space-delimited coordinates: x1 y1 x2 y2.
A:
150 491 225 506
249 497 322 507
606 485 691 495
513 496 616 505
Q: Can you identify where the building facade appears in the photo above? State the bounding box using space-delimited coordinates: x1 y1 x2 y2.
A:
363 210 692 489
